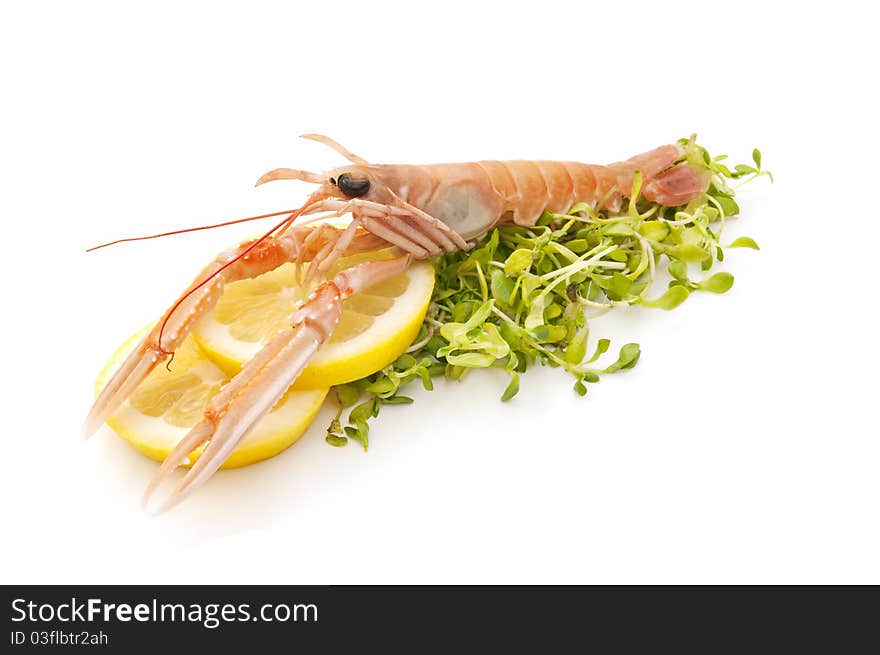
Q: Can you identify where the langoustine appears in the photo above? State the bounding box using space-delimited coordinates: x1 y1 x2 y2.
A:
85 135 708 512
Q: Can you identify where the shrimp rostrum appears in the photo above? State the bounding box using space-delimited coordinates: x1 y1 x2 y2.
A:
84 134 709 512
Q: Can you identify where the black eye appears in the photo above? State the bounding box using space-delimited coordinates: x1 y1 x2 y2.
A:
337 173 370 198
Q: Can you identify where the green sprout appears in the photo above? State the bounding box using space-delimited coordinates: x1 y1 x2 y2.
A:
324 138 769 449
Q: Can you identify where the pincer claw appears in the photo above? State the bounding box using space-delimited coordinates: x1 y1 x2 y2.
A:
141 289 342 514
83 339 164 439
142 420 215 515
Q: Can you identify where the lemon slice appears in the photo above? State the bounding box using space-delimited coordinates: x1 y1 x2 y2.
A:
94 328 327 468
193 250 435 389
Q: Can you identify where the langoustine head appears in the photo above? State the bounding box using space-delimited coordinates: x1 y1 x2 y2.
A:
255 134 401 210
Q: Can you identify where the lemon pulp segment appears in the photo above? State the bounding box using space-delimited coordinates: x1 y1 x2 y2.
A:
193 254 435 389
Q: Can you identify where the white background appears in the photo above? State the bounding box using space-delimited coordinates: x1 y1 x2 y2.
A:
1 1 877 584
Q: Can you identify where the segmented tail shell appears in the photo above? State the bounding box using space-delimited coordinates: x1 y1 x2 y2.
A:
373 144 710 238
481 145 707 225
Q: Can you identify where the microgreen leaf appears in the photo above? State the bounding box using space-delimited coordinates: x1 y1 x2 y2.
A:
586 338 611 364
565 326 589 365
344 423 369 450
639 221 670 242
668 259 689 281
504 249 534 276
733 164 756 177
349 399 377 424
640 285 690 310
501 372 520 401
671 244 709 263
698 272 734 294
365 378 397 395
524 294 548 331
444 352 498 367
383 395 414 405
603 343 641 373
710 193 740 217
490 268 516 307
603 222 635 237
727 236 760 250
335 385 361 408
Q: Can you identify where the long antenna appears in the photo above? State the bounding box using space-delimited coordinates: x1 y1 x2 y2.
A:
85 209 298 252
